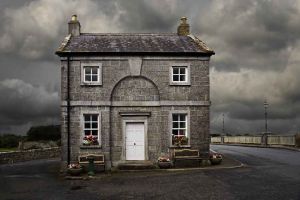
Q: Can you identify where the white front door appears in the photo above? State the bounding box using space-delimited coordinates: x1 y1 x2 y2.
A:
125 122 145 160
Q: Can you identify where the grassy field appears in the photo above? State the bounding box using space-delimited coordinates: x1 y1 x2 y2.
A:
0 147 18 152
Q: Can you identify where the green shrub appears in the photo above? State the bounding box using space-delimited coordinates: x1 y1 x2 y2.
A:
27 125 61 141
0 134 24 148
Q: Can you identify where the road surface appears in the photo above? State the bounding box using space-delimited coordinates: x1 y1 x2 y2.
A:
0 146 299 200
211 145 300 200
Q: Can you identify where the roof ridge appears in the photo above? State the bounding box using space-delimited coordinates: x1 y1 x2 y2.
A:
80 33 178 36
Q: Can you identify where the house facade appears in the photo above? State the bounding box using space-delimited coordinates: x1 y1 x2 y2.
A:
56 15 214 170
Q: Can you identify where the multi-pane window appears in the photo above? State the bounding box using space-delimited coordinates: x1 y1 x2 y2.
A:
172 66 187 82
84 66 99 83
83 114 99 142
172 114 187 136
172 114 188 145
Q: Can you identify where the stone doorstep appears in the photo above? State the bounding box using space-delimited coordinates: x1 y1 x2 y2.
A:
117 160 157 170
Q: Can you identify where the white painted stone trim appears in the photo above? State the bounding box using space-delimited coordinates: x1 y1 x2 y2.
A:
169 63 191 86
80 62 102 86
128 57 142 76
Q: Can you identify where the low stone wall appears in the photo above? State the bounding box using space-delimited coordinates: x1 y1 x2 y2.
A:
211 134 298 147
0 147 60 164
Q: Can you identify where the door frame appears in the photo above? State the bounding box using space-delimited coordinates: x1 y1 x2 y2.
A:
122 118 148 161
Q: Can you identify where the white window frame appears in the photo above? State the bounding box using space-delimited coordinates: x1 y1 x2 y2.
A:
172 114 187 137
81 112 101 146
169 110 190 146
169 63 191 85
81 62 102 85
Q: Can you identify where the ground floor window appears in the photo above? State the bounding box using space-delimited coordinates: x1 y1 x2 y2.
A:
82 114 99 145
172 113 188 146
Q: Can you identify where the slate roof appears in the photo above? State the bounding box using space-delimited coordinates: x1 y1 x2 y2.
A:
56 33 214 56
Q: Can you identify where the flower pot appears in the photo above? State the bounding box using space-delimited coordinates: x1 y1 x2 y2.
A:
210 158 222 165
67 168 83 176
158 161 172 169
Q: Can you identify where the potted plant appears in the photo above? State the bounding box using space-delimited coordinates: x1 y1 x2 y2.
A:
157 156 172 169
82 135 99 146
172 135 189 146
67 163 83 176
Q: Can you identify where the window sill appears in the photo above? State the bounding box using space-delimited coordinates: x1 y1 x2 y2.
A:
168 145 191 149
169 82 191 86
80 145 102 149
80 82 102 86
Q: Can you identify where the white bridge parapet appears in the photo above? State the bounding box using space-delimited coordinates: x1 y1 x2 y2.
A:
211 134 299 147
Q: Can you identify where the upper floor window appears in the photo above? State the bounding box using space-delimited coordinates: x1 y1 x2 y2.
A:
172 66 187 82
84 66 99 82
81 62 102 85
169 63 190 85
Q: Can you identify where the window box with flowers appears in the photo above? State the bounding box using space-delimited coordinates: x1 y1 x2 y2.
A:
82 135 99 146
172 135 189 146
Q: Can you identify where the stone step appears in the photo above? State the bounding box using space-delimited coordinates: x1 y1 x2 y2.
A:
117 161 157 170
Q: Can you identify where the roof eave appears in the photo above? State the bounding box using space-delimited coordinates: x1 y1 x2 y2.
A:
55 51 214 57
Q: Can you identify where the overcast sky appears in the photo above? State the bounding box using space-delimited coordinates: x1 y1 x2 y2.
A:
0 0 299 135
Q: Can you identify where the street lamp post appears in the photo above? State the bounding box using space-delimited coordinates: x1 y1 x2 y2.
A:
264 100 269 134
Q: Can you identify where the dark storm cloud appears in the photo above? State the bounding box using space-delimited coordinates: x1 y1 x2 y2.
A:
117 1 182 32
195 0 300 72
194 0 300 134
0 79 60 125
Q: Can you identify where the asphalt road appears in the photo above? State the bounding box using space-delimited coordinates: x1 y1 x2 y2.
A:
0 146 299 200
210 145 300 200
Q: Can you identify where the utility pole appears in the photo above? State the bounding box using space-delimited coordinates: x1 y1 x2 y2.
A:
222 113 225 135
264 100 269 134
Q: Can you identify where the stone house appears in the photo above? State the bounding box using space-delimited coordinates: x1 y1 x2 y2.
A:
56 15 214 170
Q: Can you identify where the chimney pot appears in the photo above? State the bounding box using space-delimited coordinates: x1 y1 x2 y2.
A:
181 17 187 24
68 14 81 36
177 17 190 36
71 14 77 21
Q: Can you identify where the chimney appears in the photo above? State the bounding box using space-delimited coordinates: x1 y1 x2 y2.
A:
68 14 81 36
177 17 190 36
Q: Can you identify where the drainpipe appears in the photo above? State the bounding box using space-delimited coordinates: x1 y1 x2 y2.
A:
67 56 71 166
109 106 113 169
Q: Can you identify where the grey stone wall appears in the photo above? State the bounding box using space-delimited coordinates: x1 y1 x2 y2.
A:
60 56 211 169
61 57 209 102
110 106 209 166
0 147 60 164
61 105 209 167
61 106 111 168
112 77 159 101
